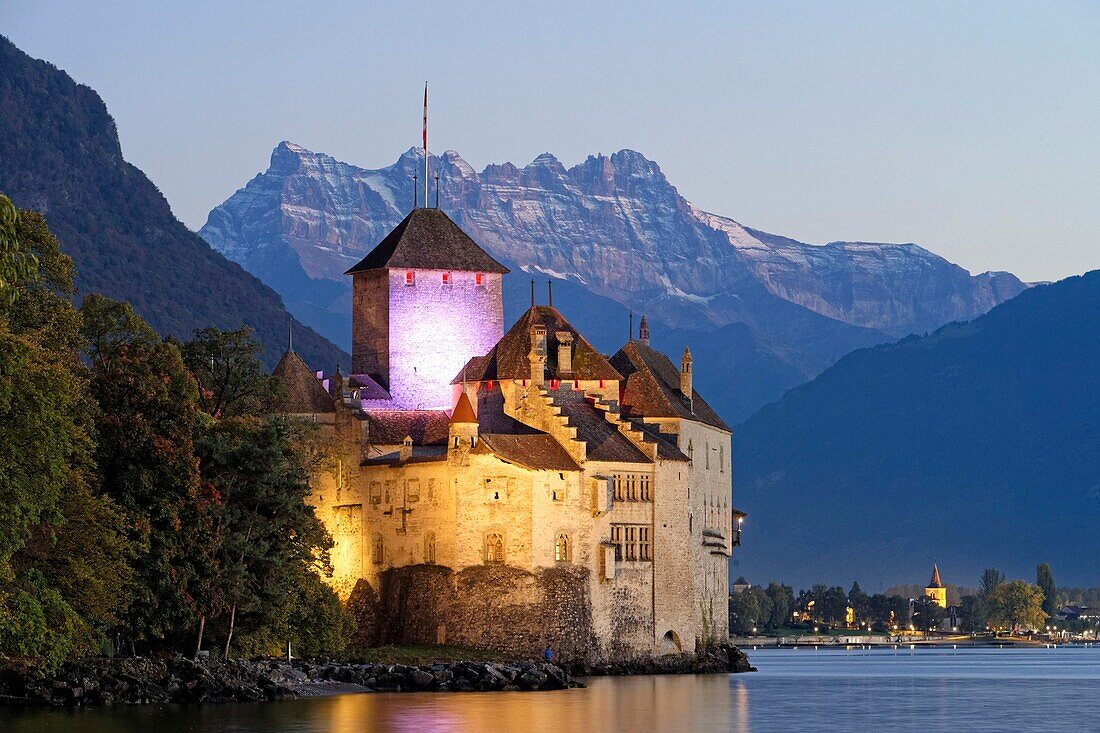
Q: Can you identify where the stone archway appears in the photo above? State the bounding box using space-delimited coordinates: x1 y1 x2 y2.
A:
660 630 682 654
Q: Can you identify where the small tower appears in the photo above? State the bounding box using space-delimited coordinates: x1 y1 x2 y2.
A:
556 331 574 376
449 391 478 453
680 347 693 401
925 564 947 608
638 315 650 345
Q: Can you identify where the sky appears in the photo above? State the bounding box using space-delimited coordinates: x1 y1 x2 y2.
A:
3 1 1099 282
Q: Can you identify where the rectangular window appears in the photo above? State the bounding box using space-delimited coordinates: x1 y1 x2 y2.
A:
612 473 651 503
442 272 450 285
405 271 415 286
611 523 653 563
369 481 382 505
406 478 420 503
640 474 652 502
475 273 484 286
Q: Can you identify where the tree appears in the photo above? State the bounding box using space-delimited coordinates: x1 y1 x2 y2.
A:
816 586 849 626
0 205 131 666
848 582 870 626
179 327 278 418
1036 563 1057 620
986 580 1046 633
0 194 38 306
729 589 761 635
195 416 334 657
911 596 946 632
81 295 207 650
959 595 985 633
979 568 1005 600
765 583 794 629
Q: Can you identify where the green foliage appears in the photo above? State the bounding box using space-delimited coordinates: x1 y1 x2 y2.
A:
81 294 206 646
986 580 1046 633
979 568 1005 600
959 595 985 632
728 589 763 635
0 194 39 306
764 583 794 628
0 571 80 669
910 596 946 631
179 327 278 418
1036 563 1057 619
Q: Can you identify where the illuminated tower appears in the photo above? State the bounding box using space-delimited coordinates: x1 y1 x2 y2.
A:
924 564 947 608
345 208 508 410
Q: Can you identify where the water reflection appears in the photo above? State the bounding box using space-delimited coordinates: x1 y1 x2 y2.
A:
4 647 1099 733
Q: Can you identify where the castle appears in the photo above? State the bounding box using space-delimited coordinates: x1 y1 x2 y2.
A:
274 206 743 661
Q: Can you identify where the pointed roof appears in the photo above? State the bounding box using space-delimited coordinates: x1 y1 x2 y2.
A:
928 564 944 589
344 208 509 275
609 341 729 432
272 350 336 414
453 306 622 384
450 391 477 424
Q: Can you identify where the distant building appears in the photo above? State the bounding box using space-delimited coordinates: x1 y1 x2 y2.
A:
275 207 743 662
732 576 751 593
924 564 947 609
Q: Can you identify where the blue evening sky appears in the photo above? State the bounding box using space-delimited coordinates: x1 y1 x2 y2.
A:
3 1 1098 282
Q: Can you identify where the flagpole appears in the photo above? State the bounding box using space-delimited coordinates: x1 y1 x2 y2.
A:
423 82 428 209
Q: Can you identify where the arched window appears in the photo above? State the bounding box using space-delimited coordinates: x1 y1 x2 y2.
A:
554 533 571 562
485 532 505 564
424 532 436 564
371 533 383 564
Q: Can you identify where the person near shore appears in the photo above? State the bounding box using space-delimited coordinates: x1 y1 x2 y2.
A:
543 646 555 662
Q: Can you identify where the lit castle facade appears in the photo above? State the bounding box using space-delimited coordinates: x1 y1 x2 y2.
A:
275 207 742 661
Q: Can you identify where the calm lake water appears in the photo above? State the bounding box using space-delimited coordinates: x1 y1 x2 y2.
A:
4 647 1100 733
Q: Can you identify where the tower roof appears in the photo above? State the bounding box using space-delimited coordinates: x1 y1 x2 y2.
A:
928 564 944 588
453 305 621 384
272 350 336 414
450 391 478 424
609 340 729 432
344 208 509 275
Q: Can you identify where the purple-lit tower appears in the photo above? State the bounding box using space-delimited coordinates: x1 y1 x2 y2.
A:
345 208 508 410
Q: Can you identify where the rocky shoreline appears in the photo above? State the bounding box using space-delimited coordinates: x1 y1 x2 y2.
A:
0 656 578 707
0 644 753 708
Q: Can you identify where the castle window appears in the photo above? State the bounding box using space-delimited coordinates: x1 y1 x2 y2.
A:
369 481 382 506
610 525 623 561
639 527 651 561
610 524 652 562
424 532 436 564
485 532 505 564
720 445 725 473
405 270 415 286
705 442 710 470
406 478 420 503
555 533 571 562
442 272 451 285
371 533 383 564
640 474 652 502
624 526 637 560
475 273 484 286
687 440 694 467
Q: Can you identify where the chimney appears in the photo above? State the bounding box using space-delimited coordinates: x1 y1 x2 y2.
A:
638 316 650 345
529 325 547 387
556 331 574 376
680 347 693 403
399 435 413 463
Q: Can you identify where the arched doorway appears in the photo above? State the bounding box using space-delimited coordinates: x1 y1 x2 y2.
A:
660 630 682 654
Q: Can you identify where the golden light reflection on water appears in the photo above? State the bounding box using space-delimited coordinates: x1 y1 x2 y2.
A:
318 676 744 733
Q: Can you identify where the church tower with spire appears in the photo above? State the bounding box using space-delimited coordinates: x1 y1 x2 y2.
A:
925 564 947 608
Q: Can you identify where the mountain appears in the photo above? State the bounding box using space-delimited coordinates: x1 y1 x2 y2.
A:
0 37 345 370
733 270 1100 589
200 143 1026 420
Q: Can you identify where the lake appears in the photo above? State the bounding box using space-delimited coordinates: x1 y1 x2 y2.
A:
4 646 1099 732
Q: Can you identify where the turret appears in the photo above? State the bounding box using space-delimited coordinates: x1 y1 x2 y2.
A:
449 391 478 452
638 315 650 345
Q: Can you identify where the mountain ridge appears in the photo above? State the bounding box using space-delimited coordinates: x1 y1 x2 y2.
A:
0 38 347 370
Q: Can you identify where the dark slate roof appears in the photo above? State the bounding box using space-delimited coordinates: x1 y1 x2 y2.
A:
272 350 336 414
454 306 622 384
362 445 448 467
348 373 391 400
363 410 450 445
475 434 581 471
557 399 651 464
610 341 730 432
344 208 509 275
